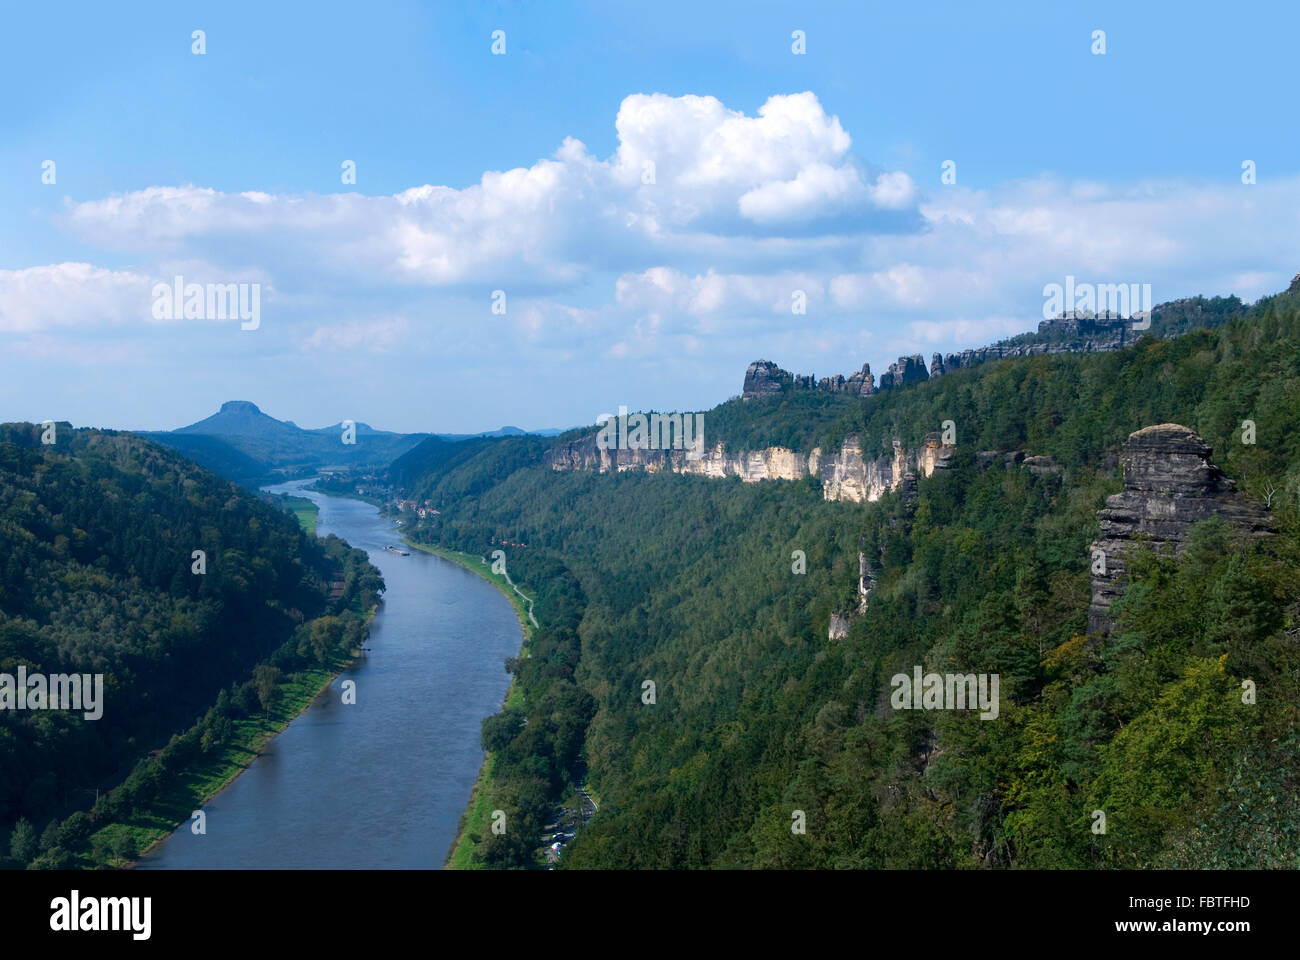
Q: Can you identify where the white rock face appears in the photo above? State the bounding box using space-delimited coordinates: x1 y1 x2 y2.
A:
817 437 870 502
543 432 953 504
858 550 874 614
815 437 918 503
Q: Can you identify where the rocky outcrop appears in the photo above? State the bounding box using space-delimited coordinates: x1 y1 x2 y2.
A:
858 544 875 614
843 363 876 397
742 360 875 400
546 430 955 504
742 361 792 399
543 435 810 482
877 354 930 391
816 437 900 503
741 311 1134 403
739 313 1130 402
918 432 956 476
939 315 1132 374
679 445 811 482
1022 455 1062 477
740 290 1227 407
828 613 852 641
1087 424 1271 634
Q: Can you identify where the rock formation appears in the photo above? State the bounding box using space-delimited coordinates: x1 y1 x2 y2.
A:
1087 424 1271 634
543 433 812 482
741 360 790 400
917 432 956 477
740 287 1237 409
1022 455 1062 477
742 360 875 400
858 543 875 615
739 310 1148 403
876 354 930 391
843 363 876 397
939 315 1133 375
546 429 954 505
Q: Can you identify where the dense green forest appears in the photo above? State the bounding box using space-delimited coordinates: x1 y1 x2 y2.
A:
0 426 382 868
141 432 272 488
405 287 1300 868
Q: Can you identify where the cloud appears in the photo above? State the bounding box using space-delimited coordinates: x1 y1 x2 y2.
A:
0 263 156 332
613 92 852 188
301 316 410 353
16 92 1300 404
738 162 869 223
903 316 1027 346
5 334 141 366
62 91 917 291
615 267 827 321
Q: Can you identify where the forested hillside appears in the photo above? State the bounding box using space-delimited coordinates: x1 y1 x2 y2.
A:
0 426 383 868
407 284 1300 869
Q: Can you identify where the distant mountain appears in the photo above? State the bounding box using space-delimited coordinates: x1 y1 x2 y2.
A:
140 401 568 485
436 425 570 441
173 400 305 438
140 401 430 484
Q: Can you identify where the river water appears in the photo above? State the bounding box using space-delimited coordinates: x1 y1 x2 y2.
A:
137 479 520 869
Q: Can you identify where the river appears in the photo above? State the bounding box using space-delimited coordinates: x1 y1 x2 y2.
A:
137 479 521 869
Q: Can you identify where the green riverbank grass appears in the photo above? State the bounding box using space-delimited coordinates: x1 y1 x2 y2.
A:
83 609 376 869
445 754 499 870
404 541 534 868
283 495 319 535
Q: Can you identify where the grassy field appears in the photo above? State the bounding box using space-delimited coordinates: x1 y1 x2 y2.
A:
282 495 319 535
403 541 535 868
79 610 375 869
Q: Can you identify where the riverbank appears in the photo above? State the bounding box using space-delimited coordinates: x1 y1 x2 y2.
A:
403 540 535 869
85 606 377 869
403 542 535 657
284 494 319 535
306 483 391 511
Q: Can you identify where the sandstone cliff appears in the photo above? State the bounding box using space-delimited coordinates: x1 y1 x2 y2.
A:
544 430 955 504
543 434 814 482
1087 424 1271 634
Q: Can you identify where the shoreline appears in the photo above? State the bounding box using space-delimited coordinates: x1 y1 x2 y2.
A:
111 536 527 870
404 540 536 644
402 539 534 869
120 604 377 868
303 482 390 510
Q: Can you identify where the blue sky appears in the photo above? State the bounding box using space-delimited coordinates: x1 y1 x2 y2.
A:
3 1 1300 433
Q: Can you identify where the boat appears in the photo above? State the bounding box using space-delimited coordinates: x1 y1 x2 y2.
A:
384 545 409 556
